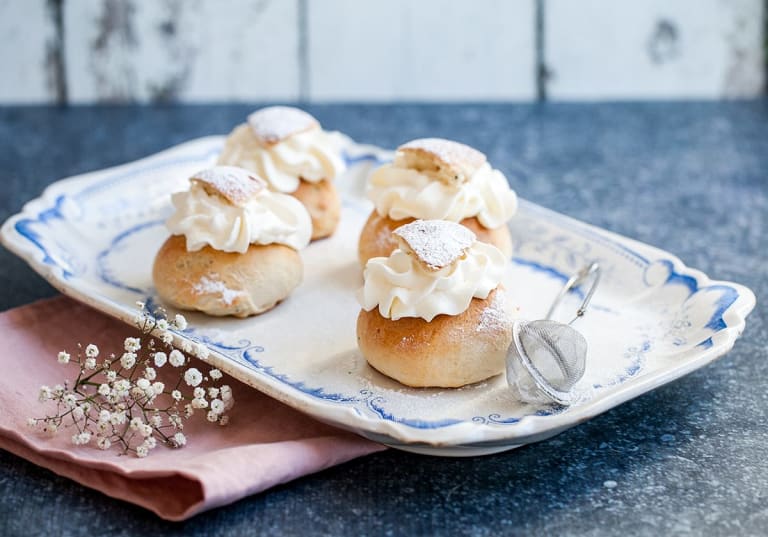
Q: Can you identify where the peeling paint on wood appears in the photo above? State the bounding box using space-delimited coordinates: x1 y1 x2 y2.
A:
64 0 299 104
0 0 58 103
0 0 765 104
306 0 536 101
545 0 765 100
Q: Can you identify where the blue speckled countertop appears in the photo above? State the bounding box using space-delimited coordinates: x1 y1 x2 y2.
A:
0 103 766 536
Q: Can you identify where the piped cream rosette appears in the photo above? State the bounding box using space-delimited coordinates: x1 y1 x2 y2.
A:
153 166 311 318
356 220 514 388
217 106 345 239
358 138 518 266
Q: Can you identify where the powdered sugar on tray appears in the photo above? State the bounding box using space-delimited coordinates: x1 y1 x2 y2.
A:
394 219 476 270
191 166 265 207
247 106 319 144
192 275 244 305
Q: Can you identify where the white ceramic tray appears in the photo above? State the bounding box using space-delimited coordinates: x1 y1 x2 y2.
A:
1 136 756 456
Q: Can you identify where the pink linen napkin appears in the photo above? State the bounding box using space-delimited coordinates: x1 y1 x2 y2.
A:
0 296 385 520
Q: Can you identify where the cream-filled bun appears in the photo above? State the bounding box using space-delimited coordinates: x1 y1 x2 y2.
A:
356 220 513 388
217 106 345 240
153 166 311 317
358 138 516 266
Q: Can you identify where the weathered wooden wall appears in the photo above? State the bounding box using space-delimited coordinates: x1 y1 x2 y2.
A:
0 0 764 104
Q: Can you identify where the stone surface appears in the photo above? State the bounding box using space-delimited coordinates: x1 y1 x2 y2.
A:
0 103 766 535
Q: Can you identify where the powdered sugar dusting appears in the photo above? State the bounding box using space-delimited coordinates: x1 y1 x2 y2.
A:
394 220 476 270
400 138 486 171
191 166 265 207
247 106 319 145
192 275 244 305
477 292 511 333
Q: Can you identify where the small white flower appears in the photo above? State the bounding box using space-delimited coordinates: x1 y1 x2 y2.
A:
173 432 187 446
169 414 182 429
150 414 163 427
139 424 153 438
173 314 187 330
110 411 127 425
97 436 111 450
181 340 193 353
57 351 70 364
152 381 165 395
124 337 141 352
26 418 37 428
106 370 117 382
129 417 143 430
85 344 99 358
220 385 232 401
131 386 145 400
210 399 225 414
161 331 174 345
219 415 230 426
81 401 91 412
191 397 208 410
209 368 223 381
156 318 169 331
38 386 52 402
113 379 130 395
72 405 85 420
169 349 185 367
71 432 91 445
184 368 203 387
120 352 136 369
193 387 205 399
171 390 183 401
184 404 194 418
136 445 149 458
143 436 157 449
135 300 145 310
136 378 151 390
42 422 58 435
194 343 209 359
97 383 111 396
144 367 157 380
153 352 167 367
206 410 219 422
207 387 220 399
62 393 77 408
84 357 97 370
53 384 64 395
98 410 111 424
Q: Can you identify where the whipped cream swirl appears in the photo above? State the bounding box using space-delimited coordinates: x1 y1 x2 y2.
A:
217 124 346 193
358 241 507 322
166 181 311 253
367 162 517 229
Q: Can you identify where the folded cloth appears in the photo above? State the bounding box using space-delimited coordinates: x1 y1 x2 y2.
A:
0 296 384 520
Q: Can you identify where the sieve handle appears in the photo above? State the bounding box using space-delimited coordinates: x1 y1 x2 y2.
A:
545 262 601 325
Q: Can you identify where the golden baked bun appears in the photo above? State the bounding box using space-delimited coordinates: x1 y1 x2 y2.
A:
153 234 303 318
358 211 512 266
292 179 341 240
357 288 512 388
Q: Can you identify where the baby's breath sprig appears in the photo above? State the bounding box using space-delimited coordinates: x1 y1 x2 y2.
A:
28 302 234 457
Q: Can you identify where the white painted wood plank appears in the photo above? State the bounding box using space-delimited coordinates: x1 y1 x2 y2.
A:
307 0 536 101
546 0 765 100
65 0 299 104
0 0 57 103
